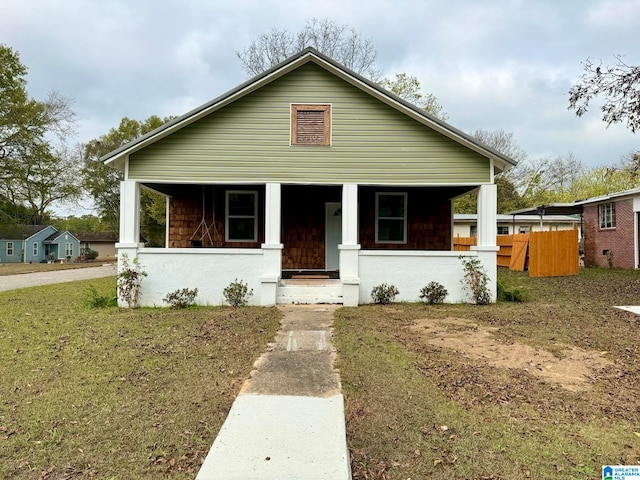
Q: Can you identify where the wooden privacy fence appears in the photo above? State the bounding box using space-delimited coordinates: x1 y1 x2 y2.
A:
453 229 579 277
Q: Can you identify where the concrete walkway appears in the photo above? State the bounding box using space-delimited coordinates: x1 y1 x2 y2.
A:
0 264 116 292
196 305 352 479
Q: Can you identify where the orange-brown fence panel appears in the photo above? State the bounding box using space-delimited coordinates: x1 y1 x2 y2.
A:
528 229 579 277
509 234 530 271
496 235 512 268
454 231 578 276
496 234 528 269
453 236 476 251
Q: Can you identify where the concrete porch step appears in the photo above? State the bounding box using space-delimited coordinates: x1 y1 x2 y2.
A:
277 280 343 304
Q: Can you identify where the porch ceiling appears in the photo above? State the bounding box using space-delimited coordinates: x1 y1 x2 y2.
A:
143 183 478 199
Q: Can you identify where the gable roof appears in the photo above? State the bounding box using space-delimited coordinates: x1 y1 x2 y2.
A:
101 48 517 173
43 231 80 243
73 231 118 242
0 224 54 241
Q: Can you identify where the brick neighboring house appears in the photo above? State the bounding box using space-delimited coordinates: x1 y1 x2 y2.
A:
578 188 640 269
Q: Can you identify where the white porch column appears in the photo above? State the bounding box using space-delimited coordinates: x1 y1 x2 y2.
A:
476 184 497 246
261 182 283 305
117 180 142 246
116 180 143 307
472 184 499 301
340 183 361 306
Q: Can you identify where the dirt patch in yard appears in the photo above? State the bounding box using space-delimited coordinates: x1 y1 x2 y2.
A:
408 317 615 392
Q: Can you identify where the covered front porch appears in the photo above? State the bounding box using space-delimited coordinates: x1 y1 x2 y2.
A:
117 180 498 306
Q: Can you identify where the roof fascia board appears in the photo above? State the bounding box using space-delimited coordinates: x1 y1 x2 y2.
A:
131 178 492 187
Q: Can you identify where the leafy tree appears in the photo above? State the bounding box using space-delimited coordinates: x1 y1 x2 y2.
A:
82 116 171 245
381 73 448 120
2 142 82 224
0 44 79 224
237 18 380 79
568 55 640 132
51 214 105 233
568 166 636 201
0 195 37 226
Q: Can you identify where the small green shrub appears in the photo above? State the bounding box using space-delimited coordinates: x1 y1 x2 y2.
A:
85 249 99 261
83 285 117 308
419 281 448 304
370 283 399 304
497 281 527 302
117 254 147 308
223 279 253 307
460 256 491 305
163 288 198 308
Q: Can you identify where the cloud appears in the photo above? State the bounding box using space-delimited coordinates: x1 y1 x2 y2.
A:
2 0 637 167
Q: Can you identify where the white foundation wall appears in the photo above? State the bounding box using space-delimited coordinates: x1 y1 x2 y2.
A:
134 248 264 306
358 250 496 304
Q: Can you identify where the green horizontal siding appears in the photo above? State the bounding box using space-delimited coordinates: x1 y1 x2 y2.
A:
128 63 490 184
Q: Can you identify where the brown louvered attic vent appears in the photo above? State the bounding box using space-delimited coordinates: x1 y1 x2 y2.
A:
291 104 331 145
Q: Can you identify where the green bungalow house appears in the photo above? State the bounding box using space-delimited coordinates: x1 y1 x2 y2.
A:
0 225 80 263
102 48 516 306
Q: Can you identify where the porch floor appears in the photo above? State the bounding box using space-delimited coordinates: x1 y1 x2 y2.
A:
281 270 340 280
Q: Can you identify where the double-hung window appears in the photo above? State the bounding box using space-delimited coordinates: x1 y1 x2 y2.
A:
226 191 258 242
65 243 74 258
375 192 407 243
33 242 38 256
7 242 14 256
598 202 616 229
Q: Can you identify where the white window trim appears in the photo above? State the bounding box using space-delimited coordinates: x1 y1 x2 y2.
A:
598 202 616 229
7 242 14 256
65 243 74 257
375 192 408 244
225 190 258 242
33 242 38 256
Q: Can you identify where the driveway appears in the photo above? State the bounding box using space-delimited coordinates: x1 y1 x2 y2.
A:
0 264 117 292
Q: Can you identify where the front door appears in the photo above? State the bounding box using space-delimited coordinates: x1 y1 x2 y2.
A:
325 202 341 271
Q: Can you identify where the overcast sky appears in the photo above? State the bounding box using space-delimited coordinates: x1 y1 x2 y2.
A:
4 0 639 172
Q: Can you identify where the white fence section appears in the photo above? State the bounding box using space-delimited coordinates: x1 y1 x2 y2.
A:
358 250 494 304
135 248 263 307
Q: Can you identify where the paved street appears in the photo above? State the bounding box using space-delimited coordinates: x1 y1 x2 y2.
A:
0 264 116 292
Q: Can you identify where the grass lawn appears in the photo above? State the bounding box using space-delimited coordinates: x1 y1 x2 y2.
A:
334 268 640 480
0 277 280 479
3 268 640 479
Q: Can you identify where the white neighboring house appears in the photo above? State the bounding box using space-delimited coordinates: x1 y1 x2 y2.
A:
453 213 582 238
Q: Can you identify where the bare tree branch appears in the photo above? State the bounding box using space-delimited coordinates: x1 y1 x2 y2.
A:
568 55 640 133
237 18 380 80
